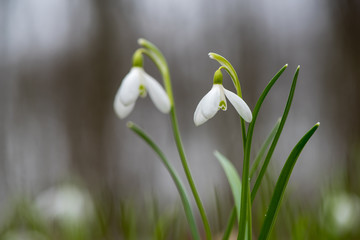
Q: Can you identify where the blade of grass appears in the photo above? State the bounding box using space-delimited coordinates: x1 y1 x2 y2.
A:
250 118 281 179
215 151 253 240
251 66 300 203
127 121 201 240
222 207 236 240
258 122 320 240
238 64 288 240
214 151 242 221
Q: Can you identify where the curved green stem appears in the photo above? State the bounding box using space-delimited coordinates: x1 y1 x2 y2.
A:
139 38 212 240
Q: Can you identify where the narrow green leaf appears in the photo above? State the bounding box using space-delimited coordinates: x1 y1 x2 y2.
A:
258 122 320 240
251 66 300 203
214 151 242 221
222 207 236 240
127 122 201 240
250 118 281 179
238 64 288 240
246 189 252 240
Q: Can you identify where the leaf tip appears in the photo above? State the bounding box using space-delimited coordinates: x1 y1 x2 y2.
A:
208 52 215 59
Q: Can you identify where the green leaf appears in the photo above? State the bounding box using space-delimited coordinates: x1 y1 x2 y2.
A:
251 66 299 203
127 122 201 240
214 151 242 221
222 207 236 240
250 118 281 179
258 122 320 240
238 64 288 240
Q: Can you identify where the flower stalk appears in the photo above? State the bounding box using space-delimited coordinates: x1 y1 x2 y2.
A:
138 39 212 240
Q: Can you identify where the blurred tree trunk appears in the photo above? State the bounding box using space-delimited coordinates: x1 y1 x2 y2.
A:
61 0 117 188
328 0 360 191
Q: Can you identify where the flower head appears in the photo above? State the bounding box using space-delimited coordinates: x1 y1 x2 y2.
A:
114 51 171 119
194 69 252 126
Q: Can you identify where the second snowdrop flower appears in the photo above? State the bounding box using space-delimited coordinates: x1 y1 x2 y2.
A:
114 50 171 119
194 69 252 126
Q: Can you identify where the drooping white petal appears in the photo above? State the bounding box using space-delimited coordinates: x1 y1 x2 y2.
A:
223 88 253 122
143 72 171 114
118 67 142 106
114 90 136 119
194 85 221 126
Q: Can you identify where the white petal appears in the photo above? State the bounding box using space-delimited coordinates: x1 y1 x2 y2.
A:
193 85 221 126
114 90 135 119
223 88 252 122
143 72 171 114
118 67 142 106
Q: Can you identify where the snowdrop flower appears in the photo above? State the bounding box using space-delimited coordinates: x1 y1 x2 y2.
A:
34 184 94 227
114 50 171 119
194 69 252 126
321 192 360 236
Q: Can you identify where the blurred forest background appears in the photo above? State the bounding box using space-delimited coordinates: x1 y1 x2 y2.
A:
0 0 359 238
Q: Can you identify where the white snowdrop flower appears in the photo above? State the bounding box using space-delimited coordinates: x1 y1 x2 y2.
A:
34 184 94 226
321 192 360 236
114 50 171 119
194 69 252 126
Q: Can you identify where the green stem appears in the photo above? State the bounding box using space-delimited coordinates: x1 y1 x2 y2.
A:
127 122 201 240
246 185 252 240
139 39 212 240
170 108 212 240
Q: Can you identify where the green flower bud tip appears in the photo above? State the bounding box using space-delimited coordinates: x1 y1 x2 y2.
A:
132 50 143 67
213 68 223 84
